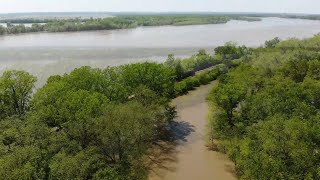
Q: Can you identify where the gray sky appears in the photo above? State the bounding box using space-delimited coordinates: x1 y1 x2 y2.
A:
0 0 319 14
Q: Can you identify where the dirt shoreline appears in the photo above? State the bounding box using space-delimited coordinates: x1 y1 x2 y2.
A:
148 81 236 180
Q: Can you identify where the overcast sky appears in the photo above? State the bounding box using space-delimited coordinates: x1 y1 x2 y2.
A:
0 0 319 14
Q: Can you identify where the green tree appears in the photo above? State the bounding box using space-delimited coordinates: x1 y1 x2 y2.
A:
120 62 176 99
208 35 320 180
102 67 128 102
213 83 246 128
265 37 281 48
214 42 240 60
0 70 37 118
0 146 47 179
283 58 309 82
95 102 157 163
49 150 104 180
307 59 320 80
164 54 185 81
0 25 6 35
236 118 320 180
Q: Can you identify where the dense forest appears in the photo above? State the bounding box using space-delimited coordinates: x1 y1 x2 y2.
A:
1 28 320 179
208 35 320 179
0 64 178 179
0 15 260 35
0 43 247 179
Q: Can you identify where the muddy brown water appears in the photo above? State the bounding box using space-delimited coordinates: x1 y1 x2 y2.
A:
1 17 320 87
148 82 236 180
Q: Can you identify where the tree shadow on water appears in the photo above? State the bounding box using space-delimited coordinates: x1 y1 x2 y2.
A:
146 121 195 178
167 121 195 142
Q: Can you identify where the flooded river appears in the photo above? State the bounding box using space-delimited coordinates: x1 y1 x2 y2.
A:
0 17 320 85
1 17 319 179
148 82 236 180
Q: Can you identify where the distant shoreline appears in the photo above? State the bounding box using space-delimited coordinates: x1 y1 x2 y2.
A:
1 11 320 16
0 15 260 36
0 12 319 36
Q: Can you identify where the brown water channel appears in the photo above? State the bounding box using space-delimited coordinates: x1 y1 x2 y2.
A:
148 82 236 180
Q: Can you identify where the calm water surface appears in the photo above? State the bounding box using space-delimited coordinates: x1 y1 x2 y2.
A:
148 82 236 180
0 17 320 85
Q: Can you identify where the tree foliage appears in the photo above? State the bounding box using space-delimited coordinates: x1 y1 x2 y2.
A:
0 61 183 179
0 38 259 179
0 70 37 118
208 35 320 179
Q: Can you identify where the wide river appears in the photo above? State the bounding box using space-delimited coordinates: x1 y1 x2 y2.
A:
0 17 320 85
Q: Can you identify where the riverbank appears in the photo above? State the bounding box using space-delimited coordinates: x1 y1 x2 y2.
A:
2 17 320 88
0 15 261 36
148 81 236 180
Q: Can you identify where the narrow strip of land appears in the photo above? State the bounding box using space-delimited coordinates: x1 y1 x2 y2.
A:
148 82 236 180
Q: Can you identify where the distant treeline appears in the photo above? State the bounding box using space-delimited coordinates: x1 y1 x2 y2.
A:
249 13 320 20
1 12 320 25
0 15 261 35
0 18 92 24
280 14 320 20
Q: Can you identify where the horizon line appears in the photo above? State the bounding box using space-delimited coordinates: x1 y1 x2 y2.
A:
0 11 319 15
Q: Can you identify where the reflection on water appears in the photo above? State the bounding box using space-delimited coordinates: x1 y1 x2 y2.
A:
0 17 320 86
